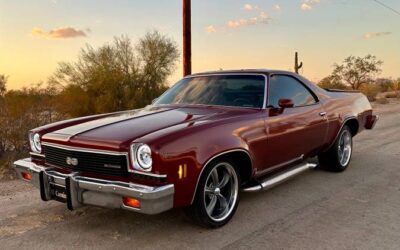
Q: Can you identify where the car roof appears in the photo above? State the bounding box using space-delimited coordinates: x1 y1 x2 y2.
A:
188 69 325 98
189 69 298 77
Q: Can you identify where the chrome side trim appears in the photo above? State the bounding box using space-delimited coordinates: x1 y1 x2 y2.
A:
243 162 317 192
190 148 253 204
131 170 167 178
255 154 304 177
42 142 128 156
30 152 45 158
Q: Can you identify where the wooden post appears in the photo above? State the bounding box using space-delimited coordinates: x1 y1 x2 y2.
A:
183 0 192 76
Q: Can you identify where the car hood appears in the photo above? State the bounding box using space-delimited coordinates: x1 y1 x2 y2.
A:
42 105 252 150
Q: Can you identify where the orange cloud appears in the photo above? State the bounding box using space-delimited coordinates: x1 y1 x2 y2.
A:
206 25 217 33
364 32 392 39
31 26 87 39
244 4 260 11
207 5 272 34
227 11 270 29
301 0 320 11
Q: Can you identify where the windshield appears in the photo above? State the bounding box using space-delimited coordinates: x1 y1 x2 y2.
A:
155 75 265 108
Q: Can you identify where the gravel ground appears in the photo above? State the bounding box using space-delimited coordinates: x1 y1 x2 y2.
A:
0 102 399 250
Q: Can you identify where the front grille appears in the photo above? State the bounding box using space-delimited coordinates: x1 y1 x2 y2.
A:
43 144 129 176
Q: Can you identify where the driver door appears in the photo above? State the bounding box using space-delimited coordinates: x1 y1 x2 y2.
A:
257 74 328 175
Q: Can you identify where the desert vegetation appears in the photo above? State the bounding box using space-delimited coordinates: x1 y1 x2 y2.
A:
0 31 179 178
0 38 398 179
317 55 400 102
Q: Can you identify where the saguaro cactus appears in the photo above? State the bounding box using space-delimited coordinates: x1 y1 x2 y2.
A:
294 52 303 74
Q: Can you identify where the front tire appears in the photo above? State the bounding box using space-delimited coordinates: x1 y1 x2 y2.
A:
185 160 240 228
318 125 353 172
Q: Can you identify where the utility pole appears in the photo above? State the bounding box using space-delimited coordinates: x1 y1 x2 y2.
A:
183 0 192 76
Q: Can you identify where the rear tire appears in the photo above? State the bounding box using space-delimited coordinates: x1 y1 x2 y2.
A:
318 126 353 172
185 159 240 228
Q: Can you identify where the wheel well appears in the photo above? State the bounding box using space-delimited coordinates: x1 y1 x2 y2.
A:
212 151 253 184
344 118 359 136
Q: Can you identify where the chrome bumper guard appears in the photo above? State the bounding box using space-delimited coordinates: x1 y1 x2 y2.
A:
14 158 174 215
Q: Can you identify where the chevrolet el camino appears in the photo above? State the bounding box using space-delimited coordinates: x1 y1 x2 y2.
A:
14 70 378 228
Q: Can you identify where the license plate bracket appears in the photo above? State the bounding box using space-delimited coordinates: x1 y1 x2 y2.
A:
39 172 74 210
50 183 68 203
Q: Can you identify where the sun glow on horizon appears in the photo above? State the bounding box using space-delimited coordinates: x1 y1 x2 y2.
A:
1 0 399 90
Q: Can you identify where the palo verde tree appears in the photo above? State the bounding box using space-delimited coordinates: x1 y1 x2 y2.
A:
331 55 383 90
49 31 179 117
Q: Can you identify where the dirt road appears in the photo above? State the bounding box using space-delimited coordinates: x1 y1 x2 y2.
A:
1 103 399 250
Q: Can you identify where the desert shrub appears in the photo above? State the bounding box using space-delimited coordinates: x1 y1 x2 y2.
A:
0 156 10 179
318 81 349 90
375 78 394 92
375 97 389 104
0 31 180 179
394 79 400 91
0 152 26 180
49 31 179 117
359 84 381 101
384 91 400 99
0 85 61 154
318 76 349 90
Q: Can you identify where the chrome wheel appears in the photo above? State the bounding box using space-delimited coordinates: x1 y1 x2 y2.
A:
203 162 238 222
338 130 352 166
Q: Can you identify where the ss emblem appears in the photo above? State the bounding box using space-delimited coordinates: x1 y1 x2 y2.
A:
66 157 78 166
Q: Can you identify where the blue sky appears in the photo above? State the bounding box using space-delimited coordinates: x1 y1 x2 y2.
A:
0 0 399 89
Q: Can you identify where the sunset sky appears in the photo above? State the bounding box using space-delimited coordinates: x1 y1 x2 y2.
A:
0 0 399 90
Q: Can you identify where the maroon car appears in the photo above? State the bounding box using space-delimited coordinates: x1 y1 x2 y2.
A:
14 70 378 228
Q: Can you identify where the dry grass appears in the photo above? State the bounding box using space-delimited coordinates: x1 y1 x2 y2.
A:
0 153 25 180
375 97 390 104
384 91 400 99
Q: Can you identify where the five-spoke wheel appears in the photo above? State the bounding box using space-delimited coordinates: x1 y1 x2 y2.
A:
204 162 239 222
338 129 352 167
318 125 353 172
185 160 240 228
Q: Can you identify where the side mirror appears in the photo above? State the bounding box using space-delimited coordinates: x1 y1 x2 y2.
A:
278 99 294 108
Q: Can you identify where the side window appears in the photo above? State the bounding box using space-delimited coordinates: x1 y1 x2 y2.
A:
268 75 317 107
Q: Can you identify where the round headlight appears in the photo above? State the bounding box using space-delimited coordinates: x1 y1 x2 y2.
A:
134 144 152 171
30 133 42 153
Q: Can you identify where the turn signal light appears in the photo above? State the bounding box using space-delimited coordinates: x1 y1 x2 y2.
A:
123 197 141 209
21 172 32 181
178 164 187 179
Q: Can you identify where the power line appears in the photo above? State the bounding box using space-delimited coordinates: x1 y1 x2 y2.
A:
372 0 400 16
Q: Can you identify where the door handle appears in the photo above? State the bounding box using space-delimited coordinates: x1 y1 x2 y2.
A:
319 112 327 117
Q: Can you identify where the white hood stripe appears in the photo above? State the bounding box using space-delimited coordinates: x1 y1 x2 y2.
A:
53 108 170 138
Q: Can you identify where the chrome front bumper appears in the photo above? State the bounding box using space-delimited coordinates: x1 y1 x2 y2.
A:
14 158 174 215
